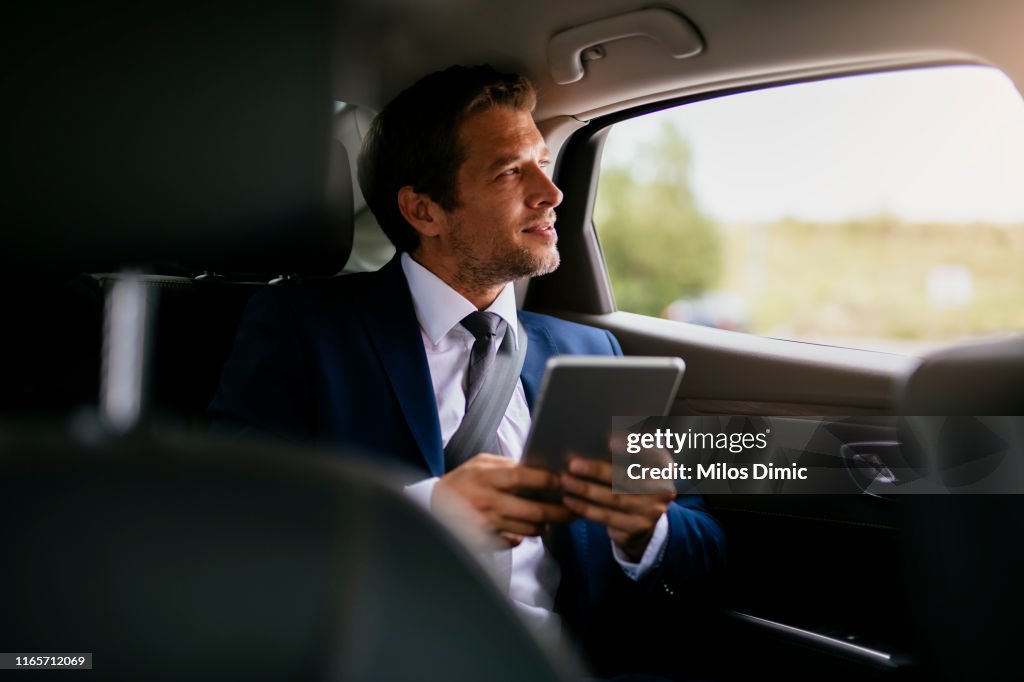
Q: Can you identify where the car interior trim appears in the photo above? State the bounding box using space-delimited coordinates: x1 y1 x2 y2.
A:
573 55 978 122
729 611 898 669
547 8 703 85
713 507 897 532
525 126 615 315
675 398 891 418
562 311 914 377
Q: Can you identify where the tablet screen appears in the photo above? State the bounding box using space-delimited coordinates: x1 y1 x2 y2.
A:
521 355 685 474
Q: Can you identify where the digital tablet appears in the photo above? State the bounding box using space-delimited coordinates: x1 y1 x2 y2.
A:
521 355 685 474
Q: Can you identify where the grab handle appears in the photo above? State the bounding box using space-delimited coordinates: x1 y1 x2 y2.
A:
548 8 703 84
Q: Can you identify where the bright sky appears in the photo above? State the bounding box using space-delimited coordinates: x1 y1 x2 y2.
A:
603 65 1024 224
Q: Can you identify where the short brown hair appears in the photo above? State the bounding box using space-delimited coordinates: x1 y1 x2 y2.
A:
357 65 536 252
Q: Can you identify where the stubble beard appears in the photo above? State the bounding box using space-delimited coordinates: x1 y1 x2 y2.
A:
448 219 561 293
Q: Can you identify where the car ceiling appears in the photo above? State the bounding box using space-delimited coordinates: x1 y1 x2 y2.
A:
334 0 1024 123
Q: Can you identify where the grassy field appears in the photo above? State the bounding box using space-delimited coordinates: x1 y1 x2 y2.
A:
599 214 1024 355
712 218 1024 353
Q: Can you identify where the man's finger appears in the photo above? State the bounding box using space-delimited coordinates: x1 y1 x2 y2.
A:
567 456 677 502
567 456 613 484
562 495 654 536
487 514 546 537
561 474 669 514
561 472 621 508
492 491 575 525
492 464 561 493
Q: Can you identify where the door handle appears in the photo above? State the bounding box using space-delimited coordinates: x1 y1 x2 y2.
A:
841 441 903 494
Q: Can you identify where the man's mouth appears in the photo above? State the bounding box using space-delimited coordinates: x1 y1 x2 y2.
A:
523 223 556 234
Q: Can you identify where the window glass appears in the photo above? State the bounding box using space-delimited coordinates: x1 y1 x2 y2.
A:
594 66 1024 354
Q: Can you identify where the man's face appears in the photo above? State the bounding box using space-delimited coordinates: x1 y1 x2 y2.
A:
429 106 563 289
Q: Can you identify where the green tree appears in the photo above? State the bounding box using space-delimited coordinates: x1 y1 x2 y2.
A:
594 121 721 316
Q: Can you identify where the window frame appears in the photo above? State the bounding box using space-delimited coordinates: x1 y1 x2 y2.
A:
526 60 996 332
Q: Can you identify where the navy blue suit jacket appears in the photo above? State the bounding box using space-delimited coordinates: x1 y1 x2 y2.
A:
210 257 725 674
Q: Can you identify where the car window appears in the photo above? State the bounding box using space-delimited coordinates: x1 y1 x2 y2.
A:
594 65 1024 355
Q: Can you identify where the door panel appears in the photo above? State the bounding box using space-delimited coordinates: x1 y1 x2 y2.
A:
564 311 915 412
546 307 920 679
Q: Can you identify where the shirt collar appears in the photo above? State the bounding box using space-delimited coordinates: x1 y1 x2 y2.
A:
400 252 519 349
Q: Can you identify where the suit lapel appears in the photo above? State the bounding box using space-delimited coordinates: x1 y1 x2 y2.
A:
354 278 562 474
519 313 559 411
355 257 445 476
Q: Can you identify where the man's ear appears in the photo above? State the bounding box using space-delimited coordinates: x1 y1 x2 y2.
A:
397 186 444 238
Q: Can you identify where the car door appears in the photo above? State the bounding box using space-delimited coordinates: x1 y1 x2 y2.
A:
526 63 1024 680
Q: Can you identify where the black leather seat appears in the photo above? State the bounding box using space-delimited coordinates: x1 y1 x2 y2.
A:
0 429 576 681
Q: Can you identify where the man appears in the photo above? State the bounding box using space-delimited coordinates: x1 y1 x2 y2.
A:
211 65 724 677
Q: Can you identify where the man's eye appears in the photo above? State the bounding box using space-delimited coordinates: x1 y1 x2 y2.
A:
499 168 519 177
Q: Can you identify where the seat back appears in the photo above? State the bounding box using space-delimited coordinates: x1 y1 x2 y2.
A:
0 428 577 681
2 1 354 422
2 1 352 277
898 336 1024 415
896 336 1024 681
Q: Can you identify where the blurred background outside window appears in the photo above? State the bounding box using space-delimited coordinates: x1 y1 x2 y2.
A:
595 65 1024 355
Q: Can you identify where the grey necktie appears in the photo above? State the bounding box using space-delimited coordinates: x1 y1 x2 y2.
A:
460 311 508 412
459 311 514 591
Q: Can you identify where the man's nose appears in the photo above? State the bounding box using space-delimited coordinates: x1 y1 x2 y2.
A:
526 163 563 209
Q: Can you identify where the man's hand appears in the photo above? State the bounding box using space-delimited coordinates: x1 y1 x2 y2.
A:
433 454 575 549
561 455 675 562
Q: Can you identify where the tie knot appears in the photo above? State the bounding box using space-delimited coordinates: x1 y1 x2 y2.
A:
460 311 504 341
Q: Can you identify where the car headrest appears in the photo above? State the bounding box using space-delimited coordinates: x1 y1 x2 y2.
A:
335 105 376 216
335 104 397 273
1 1 352 276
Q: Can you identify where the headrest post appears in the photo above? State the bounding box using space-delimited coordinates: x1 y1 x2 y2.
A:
100 273 153 434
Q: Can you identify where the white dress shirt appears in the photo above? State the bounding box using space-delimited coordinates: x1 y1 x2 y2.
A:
399 253 668 632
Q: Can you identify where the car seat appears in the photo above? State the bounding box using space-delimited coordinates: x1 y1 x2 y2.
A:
0 2 578 679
